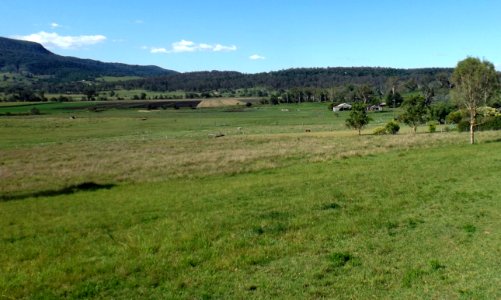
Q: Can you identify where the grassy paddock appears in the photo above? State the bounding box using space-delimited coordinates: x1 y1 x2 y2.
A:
1 142 500 298
1 102 500 298
1 103 492 196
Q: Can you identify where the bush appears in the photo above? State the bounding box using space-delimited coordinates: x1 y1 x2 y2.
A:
446 110 463 124
479 115 501 130
30 107 40 115
385 120 400 134
428 121 438 133
374 121 400 135
373 127 387 135
453 112 501 132
57 96 70 102
430 102 455 124
457 120 470 132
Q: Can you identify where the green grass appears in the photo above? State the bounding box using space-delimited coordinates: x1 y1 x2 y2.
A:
109 89 186 100
95 76 143 82
0 102 394 145
0 72 38 88
0 101 97 115
0 103 477 195
1 102 500 298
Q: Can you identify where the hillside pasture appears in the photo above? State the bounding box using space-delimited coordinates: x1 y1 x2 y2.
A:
1 102 500 298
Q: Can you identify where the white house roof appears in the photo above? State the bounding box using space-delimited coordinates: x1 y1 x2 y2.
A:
336 103 352 108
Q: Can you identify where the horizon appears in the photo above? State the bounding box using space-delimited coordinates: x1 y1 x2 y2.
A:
2 1 501 73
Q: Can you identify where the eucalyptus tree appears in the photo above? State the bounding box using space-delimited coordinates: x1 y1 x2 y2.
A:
451 57 499 144
399 95 429 133
345 102 370 135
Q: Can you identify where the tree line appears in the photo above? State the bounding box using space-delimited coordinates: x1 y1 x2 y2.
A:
344 57 501 144
0 67 454 104
100 67 452 93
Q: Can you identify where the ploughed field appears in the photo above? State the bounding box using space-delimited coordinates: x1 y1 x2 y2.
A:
1 102 500 299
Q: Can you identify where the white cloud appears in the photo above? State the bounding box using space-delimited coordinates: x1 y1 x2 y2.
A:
150 47 169 54
148 40 237 54
199 43 213 50
15 31 106 49
50 22 60 29
172 40 197 53
213 44 237 52
134 19 144 24
249 54 265 60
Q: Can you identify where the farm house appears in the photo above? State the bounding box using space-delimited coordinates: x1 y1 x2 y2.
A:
332 103 352 112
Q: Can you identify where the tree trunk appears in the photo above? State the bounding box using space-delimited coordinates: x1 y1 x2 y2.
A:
470 109 476 144
470 117 475 144
470 123 475 144
358 128 361 136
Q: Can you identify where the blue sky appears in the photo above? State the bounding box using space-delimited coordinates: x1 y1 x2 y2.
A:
2 0 501 73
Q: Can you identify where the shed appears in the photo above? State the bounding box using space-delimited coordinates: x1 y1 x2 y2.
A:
332 103 352 112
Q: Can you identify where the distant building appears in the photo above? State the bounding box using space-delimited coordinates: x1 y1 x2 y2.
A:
332 103 352 112
367 103 386 112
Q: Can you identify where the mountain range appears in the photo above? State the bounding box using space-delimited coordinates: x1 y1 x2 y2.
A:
0 37 176 81
0 36 453 93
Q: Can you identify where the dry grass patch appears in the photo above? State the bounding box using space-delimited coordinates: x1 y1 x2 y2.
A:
2 130 501 196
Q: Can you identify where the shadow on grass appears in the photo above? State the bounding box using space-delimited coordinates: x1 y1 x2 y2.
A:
0 182 115 202
484 137 501 144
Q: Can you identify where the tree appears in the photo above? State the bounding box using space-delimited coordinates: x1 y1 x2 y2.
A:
345 102 370 135
399 95 429 133
30 107 41 115
429 101 456 124
84 86 97 101
386 91 404 108
269 93 279 105
355 84 377 104
419 84 435 105
451 57 500 144
446 110 463 125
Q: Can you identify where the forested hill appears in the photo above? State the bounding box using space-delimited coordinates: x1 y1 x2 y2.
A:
121 67 454 91
0 37 176 81
0 36 454 95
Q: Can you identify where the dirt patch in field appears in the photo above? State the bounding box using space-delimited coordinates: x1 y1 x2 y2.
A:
197 99 245 108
